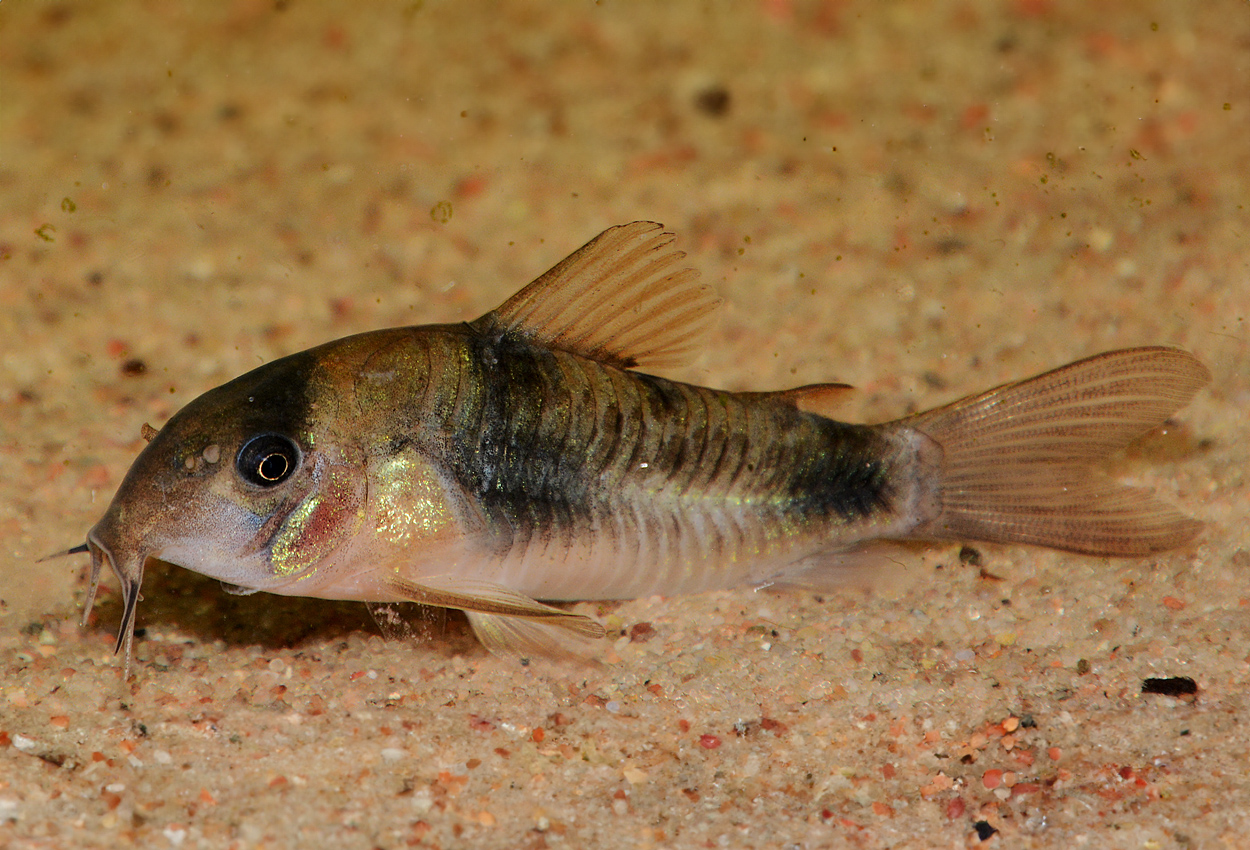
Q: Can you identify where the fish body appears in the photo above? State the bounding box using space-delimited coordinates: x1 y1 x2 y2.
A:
260 323 916 601
77 222 1210 671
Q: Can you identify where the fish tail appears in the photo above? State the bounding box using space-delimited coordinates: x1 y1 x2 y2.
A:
897 347 1210 556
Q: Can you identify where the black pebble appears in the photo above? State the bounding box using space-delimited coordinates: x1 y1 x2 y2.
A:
974 820 998 841
958 546 983 567
1142 676 1197 696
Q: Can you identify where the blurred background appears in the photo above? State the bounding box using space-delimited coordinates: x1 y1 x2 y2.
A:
1 2 1247 845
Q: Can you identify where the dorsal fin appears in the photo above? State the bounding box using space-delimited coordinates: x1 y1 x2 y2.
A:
469 221 720 370
739 382 855 417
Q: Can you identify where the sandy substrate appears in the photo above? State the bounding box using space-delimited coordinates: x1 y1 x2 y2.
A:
2 2 1248 848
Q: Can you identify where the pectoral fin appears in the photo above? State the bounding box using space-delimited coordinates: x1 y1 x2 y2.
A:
384 575 605 658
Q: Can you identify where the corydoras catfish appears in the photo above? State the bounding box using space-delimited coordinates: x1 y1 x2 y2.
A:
68 222 1210 676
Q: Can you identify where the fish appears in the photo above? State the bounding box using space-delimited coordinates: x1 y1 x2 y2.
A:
65 221 1210 677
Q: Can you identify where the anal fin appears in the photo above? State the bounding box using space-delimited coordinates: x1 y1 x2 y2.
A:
757 541 919 593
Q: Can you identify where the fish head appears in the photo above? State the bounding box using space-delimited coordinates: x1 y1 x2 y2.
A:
84 348 368 663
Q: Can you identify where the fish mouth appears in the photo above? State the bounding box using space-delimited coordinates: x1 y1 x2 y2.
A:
85 531 147 677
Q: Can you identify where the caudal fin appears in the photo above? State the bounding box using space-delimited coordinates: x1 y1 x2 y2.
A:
901 347 1210 556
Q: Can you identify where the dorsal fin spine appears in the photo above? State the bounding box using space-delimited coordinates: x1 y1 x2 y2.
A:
471 222 718 371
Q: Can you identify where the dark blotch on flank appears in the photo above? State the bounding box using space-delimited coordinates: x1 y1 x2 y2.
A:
447 331 894 548
635 373 685 417
787 418 893 521
448 333 595 546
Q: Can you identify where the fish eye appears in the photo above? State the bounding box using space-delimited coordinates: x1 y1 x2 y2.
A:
236 435 300 487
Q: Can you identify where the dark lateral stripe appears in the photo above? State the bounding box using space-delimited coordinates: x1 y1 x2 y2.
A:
445 335 592 546
441 329 897 560
700 390 731 493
